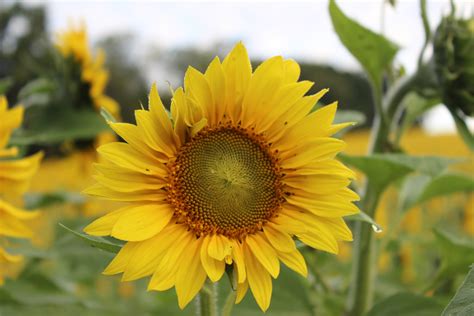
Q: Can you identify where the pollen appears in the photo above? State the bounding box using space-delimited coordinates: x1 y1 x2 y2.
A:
167 126 285 239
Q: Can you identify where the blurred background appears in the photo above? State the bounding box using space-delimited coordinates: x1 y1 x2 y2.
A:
1 1 473 315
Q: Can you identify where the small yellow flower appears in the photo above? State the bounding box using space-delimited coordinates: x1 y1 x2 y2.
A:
0 96 43 285
84 43 359 311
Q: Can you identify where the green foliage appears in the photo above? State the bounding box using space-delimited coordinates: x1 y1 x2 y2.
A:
366 292 444 316
10 108 109 145
329 0 399 90
339 154 459 196
59 224 121 254
443 264 474 316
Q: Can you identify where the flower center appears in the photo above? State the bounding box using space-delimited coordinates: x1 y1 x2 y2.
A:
168 126 284 239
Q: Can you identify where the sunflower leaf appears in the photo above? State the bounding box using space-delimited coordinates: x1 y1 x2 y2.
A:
10 108 110 145
366 292 444 316
346 211 382 233
339 154 461 196
59 223 121 254
428 229 474 292
442 264 474 316
329 0 399 90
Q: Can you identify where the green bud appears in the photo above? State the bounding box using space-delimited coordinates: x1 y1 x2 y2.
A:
433 9 474 116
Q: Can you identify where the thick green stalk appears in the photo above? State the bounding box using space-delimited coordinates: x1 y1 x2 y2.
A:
347 72 417 315
196 279 218 316
346 116 388 316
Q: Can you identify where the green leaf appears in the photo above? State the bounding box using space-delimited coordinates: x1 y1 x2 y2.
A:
10 108 109 145
59 223 121 254
417 173 474 204
429 229 474 291
339 154 461 195
18 78 55 106
329 0 399 89
366 292 444 316
398 174 432 211
0 77 13 95
346 211 382 233
442 264 474 316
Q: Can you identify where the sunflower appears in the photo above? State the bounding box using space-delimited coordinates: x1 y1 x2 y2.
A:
0 96 42 285
56 23 120 122
84 43 359 311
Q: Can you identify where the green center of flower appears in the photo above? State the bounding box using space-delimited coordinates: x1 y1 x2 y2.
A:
168 126 284 239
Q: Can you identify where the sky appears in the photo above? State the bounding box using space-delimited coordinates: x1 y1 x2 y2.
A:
21 0 474 133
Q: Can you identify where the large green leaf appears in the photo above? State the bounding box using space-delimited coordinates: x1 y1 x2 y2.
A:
366 292 444 316
59 224 121 254
417 173 474 204
329 0 399 89
429 229 474 291
10 108 109 145
442 264 474 316
340 154 461 195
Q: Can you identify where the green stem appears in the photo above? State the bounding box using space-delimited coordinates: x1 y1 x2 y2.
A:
347 71 418 316
222 289 237 316
196 279 217 316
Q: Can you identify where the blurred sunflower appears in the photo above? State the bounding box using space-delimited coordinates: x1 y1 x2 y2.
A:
84 43 359 311
56 23 120 121
0 96 42 285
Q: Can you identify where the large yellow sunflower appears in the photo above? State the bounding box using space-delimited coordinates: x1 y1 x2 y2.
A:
56 23 120 122
0 96 42 285
84 43 359 311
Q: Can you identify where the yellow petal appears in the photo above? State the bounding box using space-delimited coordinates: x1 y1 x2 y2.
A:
97 142 168 176
263 223 296 253
276 101 338 148
245 233 280 278
83 206 130 236
148 227 192 291
235 280 249 304
200 236 225 282
0 212 32 238
135 109 176 156
108 122 167 161
282 59 300 83
208 234 232 260
277 249 308 277
0 200 39 220
185 66 214 123
285 159 355 179
243 244 272 312
286 196 359 218
148 83 178 148
170 87 187 145
122 224 187 281
267 89 330 143
222 42 252 123
175 237 207 309
280 138 346 169
83 183 166 202
204 57 226 124
111 203 173 241
231 240 246 283
242 56 283 127
256 81 314 134
284 174 351 195
270 212 307 234
103 242 139 275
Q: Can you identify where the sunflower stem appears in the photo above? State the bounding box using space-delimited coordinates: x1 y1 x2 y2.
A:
196 279 218 316
222 288 237 316
347 70 419 316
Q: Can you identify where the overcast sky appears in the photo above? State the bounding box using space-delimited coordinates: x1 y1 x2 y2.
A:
22 0 474 133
